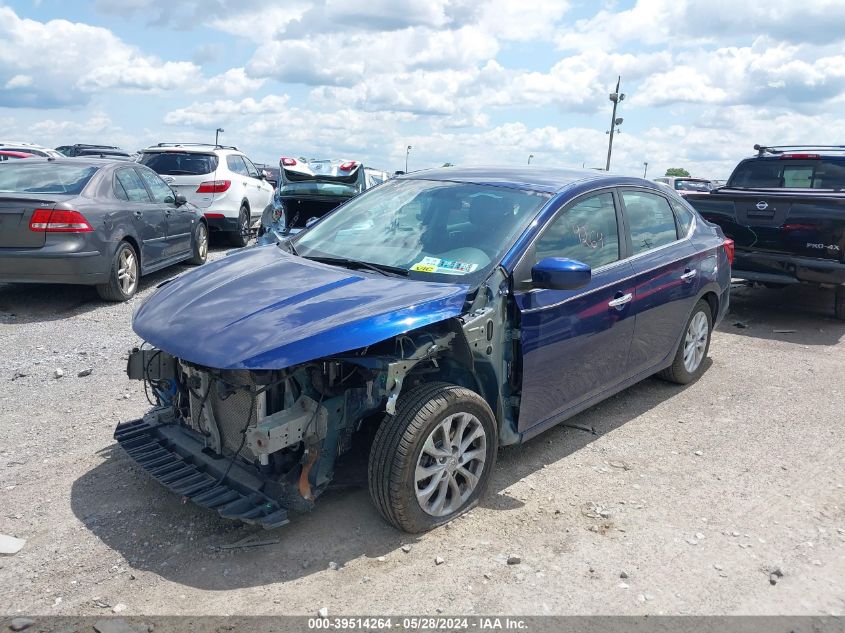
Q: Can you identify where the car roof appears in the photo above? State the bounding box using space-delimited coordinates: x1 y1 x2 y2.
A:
141 144 239 154
400 166 637 194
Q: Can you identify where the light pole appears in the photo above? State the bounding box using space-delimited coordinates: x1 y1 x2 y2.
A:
405 145 412 173
643 162 649 178
215 128 224 146
605 76 625 171
528 154 534 165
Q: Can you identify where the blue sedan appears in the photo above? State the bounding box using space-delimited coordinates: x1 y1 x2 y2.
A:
117 167 732 533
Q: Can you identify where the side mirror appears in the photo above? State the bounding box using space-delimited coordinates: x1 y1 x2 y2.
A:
174 193 187 206
531 257 591 290
305 216 319 228
259 171 268 180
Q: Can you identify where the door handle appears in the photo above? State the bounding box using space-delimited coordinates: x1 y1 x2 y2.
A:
608 293 633 308
164 209 172 215
681 268 697 281
133 211 142 217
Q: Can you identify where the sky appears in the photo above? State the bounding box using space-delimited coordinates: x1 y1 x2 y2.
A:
1 0 844 179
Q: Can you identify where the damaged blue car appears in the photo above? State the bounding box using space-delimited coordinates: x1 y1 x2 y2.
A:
116 167 732 533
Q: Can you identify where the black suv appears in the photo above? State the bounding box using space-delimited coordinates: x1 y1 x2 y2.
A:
56 144 132 160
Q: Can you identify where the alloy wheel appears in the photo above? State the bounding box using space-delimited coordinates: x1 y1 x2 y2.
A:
117 248 137 296
197 223 208 259
683 311 709 373
415 412 487 517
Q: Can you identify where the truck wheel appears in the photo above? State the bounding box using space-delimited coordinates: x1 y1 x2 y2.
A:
188 221 208 265
835 286 845 321
657 299 712 384
368 382 497 533
229 205 250 247
96 241 139 302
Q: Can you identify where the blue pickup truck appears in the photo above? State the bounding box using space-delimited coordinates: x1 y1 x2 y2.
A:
686 145 845 319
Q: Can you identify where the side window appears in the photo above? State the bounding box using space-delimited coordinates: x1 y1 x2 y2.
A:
242 156 260 178
137 168 175 204
226 154 248 176
622 191 678 254
670 199 695 237
534 192 620 269
114 168 151 203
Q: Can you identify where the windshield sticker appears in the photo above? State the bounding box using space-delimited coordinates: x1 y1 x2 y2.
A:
410 256 478 275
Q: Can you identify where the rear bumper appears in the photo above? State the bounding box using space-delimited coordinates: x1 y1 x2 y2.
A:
0 247 109 284
204 215 240 233
114 411 290 529
734 251 845 286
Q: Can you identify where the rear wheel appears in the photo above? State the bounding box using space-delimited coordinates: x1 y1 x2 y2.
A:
657 299 712 384
188 221 208 265
368 382 497 533
229 205 250 247
835 286 845 321
96 241 138 302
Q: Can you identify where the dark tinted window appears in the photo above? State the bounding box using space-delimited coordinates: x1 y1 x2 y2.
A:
0 162 98 194
139 152 218 176
728 159 845 190
137 168 175 203
674 179 711 192
670 199 695 236
535 192 620 269
115 168 151 203
226 154 249 176
242 156 260 178
622 190 678 254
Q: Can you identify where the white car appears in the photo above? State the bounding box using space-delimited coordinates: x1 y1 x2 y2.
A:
138 143 275 246
0 141 63 158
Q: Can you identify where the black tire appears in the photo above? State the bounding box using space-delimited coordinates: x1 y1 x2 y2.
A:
368 382 498 533
229 205 250 247
835 286 845 321
188 221 208 265
657 299 713 384
96 241 139 302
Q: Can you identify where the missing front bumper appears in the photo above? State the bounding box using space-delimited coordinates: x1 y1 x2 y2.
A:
114 412 290 529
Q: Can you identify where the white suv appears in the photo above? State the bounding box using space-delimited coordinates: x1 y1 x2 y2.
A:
138 143 275 246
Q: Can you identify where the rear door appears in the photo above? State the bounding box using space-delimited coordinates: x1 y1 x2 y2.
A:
137 167 193 258
514 190 637 433
621 189 701 375
242 156 274 216
114 167 167 266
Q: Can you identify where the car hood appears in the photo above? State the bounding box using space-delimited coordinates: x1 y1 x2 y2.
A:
133 245 471 370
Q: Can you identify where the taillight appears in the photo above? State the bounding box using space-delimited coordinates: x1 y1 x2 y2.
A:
779 153 820 159
29 208 93 233
723 238 735 265
203 212 225 218
339 161 358 171
281 157 297 166
196 180 231 194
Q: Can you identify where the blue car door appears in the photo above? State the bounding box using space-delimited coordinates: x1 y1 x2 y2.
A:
620 189 702 374
513 190 637 434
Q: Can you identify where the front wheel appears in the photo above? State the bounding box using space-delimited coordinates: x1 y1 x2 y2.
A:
657 299 713 384
368 382 498 533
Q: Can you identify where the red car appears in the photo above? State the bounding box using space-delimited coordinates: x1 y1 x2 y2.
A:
0 150 34 161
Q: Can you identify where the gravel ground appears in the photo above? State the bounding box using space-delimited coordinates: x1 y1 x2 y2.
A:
1 245 843 617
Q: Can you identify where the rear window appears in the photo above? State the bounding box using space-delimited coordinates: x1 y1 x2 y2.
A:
0 162 98 194
139 152 218 176
728 159 845 190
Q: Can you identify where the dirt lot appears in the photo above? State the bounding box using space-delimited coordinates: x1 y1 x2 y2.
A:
1 243 843 617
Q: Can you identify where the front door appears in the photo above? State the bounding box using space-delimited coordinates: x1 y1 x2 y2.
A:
514 190 636 433
619 189 702 374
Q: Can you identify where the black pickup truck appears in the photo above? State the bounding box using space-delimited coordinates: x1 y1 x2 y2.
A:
685 145 845 320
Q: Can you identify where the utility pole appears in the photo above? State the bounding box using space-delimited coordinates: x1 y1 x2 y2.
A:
605 76 625 171
528 154 534 165
405 145 412 173
643 162 648 178
215 128 224 146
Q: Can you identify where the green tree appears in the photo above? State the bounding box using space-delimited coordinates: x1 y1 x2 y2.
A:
665 167 690 177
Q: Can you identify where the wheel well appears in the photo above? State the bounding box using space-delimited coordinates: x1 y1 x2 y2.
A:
241 200 250 211
121 235 140 260
701 291 719 319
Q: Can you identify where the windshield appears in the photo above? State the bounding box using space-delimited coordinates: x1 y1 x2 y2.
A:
728 159 845 190
674 179 711 192
0 162 98 194
139 152 218 176
293 178 551 283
